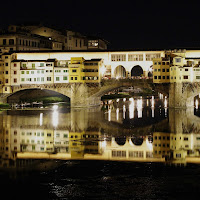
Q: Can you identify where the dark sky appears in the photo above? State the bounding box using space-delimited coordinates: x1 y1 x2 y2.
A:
1 0 200 50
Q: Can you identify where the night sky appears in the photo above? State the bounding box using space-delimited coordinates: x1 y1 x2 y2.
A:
1 0 200 50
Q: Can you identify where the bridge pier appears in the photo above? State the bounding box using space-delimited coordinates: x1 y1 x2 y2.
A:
0 94 9 103
70 83 101 107
169 83 194 108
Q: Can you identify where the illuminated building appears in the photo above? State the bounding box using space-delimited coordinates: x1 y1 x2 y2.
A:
87 36 108 50
153 57 170 83
1 49 200 95
153 132 171 158
153 53 200 83
0 54 103 93
0 24 108 52
69 57 103 83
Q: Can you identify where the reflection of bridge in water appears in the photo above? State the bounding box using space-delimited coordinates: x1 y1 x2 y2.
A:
1 107 200 168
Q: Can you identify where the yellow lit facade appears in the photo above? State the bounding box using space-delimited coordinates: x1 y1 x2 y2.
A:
153 58 170 83
153 132 170 158
68 57 103 83
0 54 103 94
153 55 200 83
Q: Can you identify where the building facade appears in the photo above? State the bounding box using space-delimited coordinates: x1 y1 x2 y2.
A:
0 25 107 52
153 53 200 84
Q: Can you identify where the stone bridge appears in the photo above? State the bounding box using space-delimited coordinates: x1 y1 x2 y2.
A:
1 80 200 108
0 79 154 107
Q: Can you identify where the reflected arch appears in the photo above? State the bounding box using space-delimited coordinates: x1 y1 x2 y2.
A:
131 137 143 145
114 65 126 78
131 65 143 77
115 136 126 146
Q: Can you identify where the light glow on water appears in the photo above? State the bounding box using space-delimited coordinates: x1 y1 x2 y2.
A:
116 108 119 121
123 105 126 119
164 96 167 108
39 113 43 126
151 96 155 108
52 110 59 127
129 98 134 119
137 97 143 118
108 108 111 121
195 99 198 109
152 107 155 118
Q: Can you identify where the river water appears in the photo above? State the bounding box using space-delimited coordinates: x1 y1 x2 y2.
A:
1 96 200 199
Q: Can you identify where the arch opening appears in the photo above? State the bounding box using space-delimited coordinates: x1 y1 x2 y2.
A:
7 88 70 104
114 65 126 78
131 136 143 145
131 65 143 77
115 136 126 146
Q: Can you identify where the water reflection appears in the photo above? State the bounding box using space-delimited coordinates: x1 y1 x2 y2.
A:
1 97 200 169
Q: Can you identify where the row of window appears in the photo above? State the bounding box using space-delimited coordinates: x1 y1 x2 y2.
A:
21 69 67 74
21 63 53 68
153 75 200 80
112 150 153 158
111 53 161 62
154 76 170 80
1 75 99 84
21 70 45 74
70 76 99 80
154 143 170 147
154 61 170 65
154 136 200 141
21 76 68 82
21 131 68 138
154 69 170 72
154 67 200 72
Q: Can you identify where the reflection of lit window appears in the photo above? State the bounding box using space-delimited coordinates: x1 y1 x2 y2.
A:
116 108 119 121
123 105 126 119
129 98 134 119
52 110 59 127
108 109 111 121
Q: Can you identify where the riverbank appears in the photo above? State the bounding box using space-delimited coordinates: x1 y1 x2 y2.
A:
0 103 10 109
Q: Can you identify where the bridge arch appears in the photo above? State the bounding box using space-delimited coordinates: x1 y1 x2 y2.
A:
114 65 126 78
131 137 144 145
131 65 143 77
7 88 71 104
115 136 126 146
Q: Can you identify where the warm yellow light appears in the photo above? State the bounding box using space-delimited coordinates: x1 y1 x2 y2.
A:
164 96 167 108
40 113 43 126
108 108 111 121
195 99 198 109
129 98 134 119
151 96 154 108
123 105 126 119
116 108 119 121
152 107 155 118
52 110 59 127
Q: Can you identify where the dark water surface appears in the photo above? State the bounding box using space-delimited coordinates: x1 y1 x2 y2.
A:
1 97 200 199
